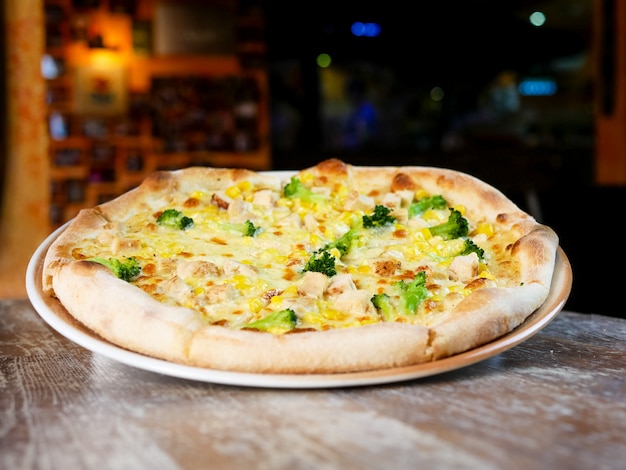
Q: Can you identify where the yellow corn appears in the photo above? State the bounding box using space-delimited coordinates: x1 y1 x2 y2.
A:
248 297 264 313
476 222 494 236
225 185 241 199
237 180 252 192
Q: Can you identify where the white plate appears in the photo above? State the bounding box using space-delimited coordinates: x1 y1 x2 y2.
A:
26 222 572 389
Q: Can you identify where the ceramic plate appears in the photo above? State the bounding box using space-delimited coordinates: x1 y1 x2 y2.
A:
26 220 572 389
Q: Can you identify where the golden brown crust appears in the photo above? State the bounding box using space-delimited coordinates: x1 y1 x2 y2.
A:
41 158 560 374
189 323 431 374
52 261 204 363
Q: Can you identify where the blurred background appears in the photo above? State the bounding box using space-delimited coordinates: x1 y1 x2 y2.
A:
1 0 625 317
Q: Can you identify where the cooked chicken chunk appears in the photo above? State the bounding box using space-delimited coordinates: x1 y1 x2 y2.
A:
297 271 328 298
343 190 375 211
176 260 221 279
222 259 258 279
332 289 377 316
448 252 479 283
327 273 356 296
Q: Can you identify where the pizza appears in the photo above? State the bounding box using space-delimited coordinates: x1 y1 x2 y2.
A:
41 158 560 374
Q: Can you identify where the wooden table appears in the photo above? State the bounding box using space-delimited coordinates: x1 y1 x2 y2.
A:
1 298 625 469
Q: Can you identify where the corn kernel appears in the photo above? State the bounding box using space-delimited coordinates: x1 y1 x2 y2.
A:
248 297 264 313
225 185 241 199
300 172 315 184
237 180 252 192
282 285 298 296
452 204 466 214
414 189 429 200
269 295 283 306
476 222 494 237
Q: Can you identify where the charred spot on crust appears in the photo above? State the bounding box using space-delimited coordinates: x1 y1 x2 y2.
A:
391 172 417 191
142 170 175 192
316 158 349 176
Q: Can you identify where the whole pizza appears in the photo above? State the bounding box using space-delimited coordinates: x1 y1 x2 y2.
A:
41 159 560 374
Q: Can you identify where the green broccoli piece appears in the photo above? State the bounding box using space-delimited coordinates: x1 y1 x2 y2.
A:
88 256 141 282
428 209 469 240
303 231 356 277
362 205 396 228
242 308 298 334
322 229 357 257
394 271 429 314
371 293 394 321
408 195 447 218
459 238 485 260
156 209 194 230
303 250 337 277
283 177 326 204
371 271 430 319
223 220 261 237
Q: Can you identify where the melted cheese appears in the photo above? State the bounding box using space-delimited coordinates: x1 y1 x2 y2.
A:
70 176 521 332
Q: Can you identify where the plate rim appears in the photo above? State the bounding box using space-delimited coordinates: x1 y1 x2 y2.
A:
25 203 572 390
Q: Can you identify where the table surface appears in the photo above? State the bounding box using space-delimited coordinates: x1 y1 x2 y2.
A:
1 298 625 470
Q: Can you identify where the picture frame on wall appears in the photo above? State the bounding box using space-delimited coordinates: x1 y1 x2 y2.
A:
73 63 128 116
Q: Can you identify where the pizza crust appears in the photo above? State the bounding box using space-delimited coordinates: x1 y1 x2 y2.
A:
188 323 432 374
42 159 560 374
52 261 204 363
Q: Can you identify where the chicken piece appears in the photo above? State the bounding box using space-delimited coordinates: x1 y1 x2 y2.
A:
343 190 375 211
176 260 221 280
297 271 328 298
211 192 232 210
448 253 479 283
332 289 377 317
395 189 415 206
204 284 237 304
371 259 401 277
326 273 356 297
161 275 191 299
227 198 254 223
303 212 318 232
252 189 277 207
222 259 258 279
391 208 409 224
111 237 141 255
382 192 402 209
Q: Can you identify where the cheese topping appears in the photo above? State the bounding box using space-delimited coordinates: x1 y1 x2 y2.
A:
71 173 522 333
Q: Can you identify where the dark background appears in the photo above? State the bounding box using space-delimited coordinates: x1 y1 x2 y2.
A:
259 0 624 318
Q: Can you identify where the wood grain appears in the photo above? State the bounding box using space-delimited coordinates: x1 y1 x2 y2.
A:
1 299 625 469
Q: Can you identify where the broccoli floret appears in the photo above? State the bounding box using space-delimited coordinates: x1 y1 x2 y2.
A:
88 256 141 282
303 250 337 277
223 220 261 237
428 209 469 240
394 270 429 314
156 209 194 230
459 238 485 260
242 308 298 334
371 293 394 321
303 231 356 277
362 205 396 228
283 177 326 204
322 229 357 256
408 195 447 218
371 271 430 319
